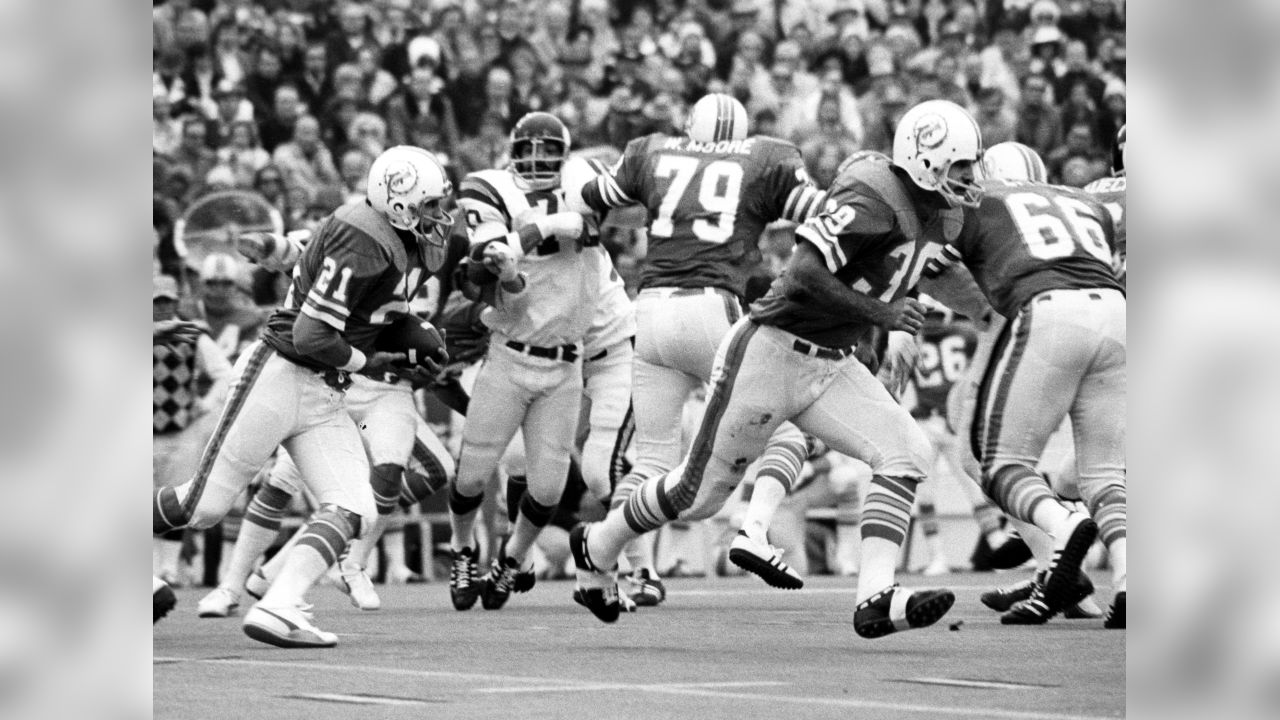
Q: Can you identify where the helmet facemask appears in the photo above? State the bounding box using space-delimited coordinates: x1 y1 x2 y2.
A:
922 156 983 208
511 136 567 191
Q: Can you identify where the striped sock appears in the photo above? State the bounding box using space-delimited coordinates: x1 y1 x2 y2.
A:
1088 483 1127 588
623 474 676 534
261 506 359 607
861 475 919 546
610 470 646 511
244 484 292 532
984 464 1067 528
754 436 808 494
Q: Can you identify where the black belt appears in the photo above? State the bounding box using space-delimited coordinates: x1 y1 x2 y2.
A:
792 339 855 361
506 340 579 362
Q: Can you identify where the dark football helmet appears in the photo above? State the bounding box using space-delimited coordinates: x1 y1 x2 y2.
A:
509 112 571 191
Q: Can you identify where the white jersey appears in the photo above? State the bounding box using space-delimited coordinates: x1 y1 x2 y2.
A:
584 254 636 357
459 168 602 348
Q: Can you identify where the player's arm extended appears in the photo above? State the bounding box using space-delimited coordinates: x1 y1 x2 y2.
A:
780 242 925 333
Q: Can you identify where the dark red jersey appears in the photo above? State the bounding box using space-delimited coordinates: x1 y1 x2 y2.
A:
938 180 1123 318
581 133 824 297
262 201 435 369
751 152 959 348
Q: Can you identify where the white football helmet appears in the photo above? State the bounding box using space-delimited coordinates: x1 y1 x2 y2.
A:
685 93 748 143
976 141 1047 183
367 145 454 247
892 99 984 207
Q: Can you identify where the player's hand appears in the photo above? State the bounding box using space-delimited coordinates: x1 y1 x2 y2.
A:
882 330 920 397
238 231 304 272
153 319 204 344
363 351 408 373
482 242 520 282
882 297 927 334
535 212 585 244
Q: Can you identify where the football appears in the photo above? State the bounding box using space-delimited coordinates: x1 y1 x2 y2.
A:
376 312 448 367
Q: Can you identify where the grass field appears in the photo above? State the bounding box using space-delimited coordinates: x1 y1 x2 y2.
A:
154 572 1124 720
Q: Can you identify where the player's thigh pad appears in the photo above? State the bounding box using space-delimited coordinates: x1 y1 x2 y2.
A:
346 377 418 467
284 402 376 535
185 347 303 528
977 291 1099 475
522 360 584 505
795 352 931 479
667 321 799 521
457 346 536 492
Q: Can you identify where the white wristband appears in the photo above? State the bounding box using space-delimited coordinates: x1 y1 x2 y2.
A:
339 347 366 372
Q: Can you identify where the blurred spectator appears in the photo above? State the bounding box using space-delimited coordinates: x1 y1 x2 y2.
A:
1098 79 1126 151
355 46 400 110
794 70 863 147
713 0 765 81
181 51 221 120
1059 80 1102 143
477 64 526 136
1055 39 1105 108
376 5 421 82
1045 121 1105 184
272 115 341 200
976 23 1024 106
216 120 272 188
1060 0 1126 55
154 0 209 57
275 21 308 77
257 84 304 153
326 2 378 70
665 22 716 103
319 97 362 162
859 78 911 154
338 149 373 202
153 91 183 156
599 83 653 150
154 48 190 112
933 54 975 110
642 90 683 137
799 94 862 186
555 74 611 147
454 113 510 178
974 86 1017 146
252 165 293 231
172 116 219 184
509 43 553 114
1014 73 1062 157
346 112 389 161
210 20 249 87
294 44 334 116
758 39 819 138
386 65 459 155
244 45 287 121
448 40 493 138
1059 155 1106 188
1027 25 1066 87
825 0 872 47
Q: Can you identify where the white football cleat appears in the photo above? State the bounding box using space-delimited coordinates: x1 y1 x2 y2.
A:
728 528 804 589
338 560 381 611
243 603 337 648
196 586 241 618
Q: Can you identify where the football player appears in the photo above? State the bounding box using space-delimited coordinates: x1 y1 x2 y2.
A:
445 112 611 612
568 100 981 636
195 228 464 618
924 143 1126 627
563 93 827 592
152 146 452 647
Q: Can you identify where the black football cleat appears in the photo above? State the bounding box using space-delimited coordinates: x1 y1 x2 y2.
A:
854 585 955 639
449 547 480 611
980 574 1039 612
153 578 177 624
1104 591 1126 629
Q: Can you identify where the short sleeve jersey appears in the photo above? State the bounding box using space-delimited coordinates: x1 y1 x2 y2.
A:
582 133 825 297
911 315 978 418
750 153 955 349
262 202 431 369
942 180 1123 318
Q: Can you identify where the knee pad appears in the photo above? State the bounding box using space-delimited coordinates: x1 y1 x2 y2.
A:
449 480 485 516
370 463 405 514
518 491 558 528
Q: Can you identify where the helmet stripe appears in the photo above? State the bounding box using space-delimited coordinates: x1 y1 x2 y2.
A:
716 94 728 142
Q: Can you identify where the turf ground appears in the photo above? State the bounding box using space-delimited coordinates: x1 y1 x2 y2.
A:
154 572 1124 720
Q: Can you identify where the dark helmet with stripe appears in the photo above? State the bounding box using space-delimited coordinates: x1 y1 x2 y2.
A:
685 93 748 143
509 112 571 191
